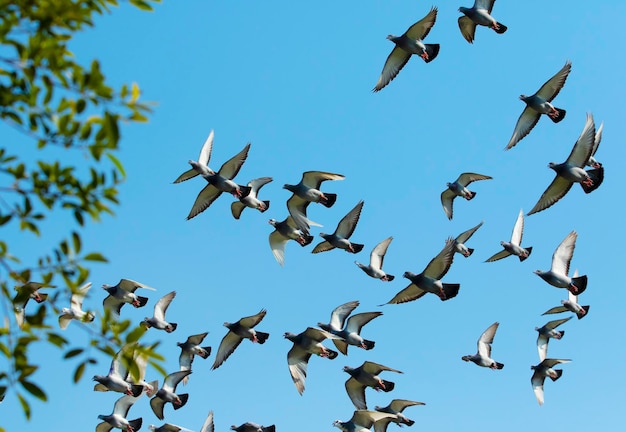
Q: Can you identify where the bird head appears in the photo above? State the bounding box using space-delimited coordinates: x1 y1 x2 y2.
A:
268 218 277 227
519 94 529 101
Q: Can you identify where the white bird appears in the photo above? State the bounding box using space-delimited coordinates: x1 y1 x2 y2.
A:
173 130 216 183
534 231 587 294
355 236 395 281
58 282 95 329
485 209 532 262
142 291 177 332
102 278 155 318
530 358 571 406
231 177 273 219
461 322 504 369
441 173 492 220
536 317 572 362
96 394 143 432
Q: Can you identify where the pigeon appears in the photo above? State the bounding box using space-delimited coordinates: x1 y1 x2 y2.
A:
586 121 603 168
58 282 96 329
485 209 532 262
528 113 603 215
284 170 345 231
458 0 507 44
268 216 314 266
185 140 252 219
536 317 572 362
373 6 440 92
177 332 211 384
506 61 571 150
284 327 341 395
93 346 145 397
142 291 177 332
317 300 382 355
441 173 492 220
344 361 403 410
461 322 504 369
200 411 214 432
13 281 53 327
96 394 143 432
355 236 395 281
173 130 216 183
231 423 275 432
383 238 459 304
126 345 159 397
150 370 192 420
102 278 155 318
149 424 192 432
333 410 398 432
375 399 425 427
453 221 483 257
530 358 571 406
542 270 589 319
534 230 587 295
212 309 269 370
312 200 365 254
231 177 273 219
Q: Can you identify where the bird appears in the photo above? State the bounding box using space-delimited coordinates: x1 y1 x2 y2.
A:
268 216 314 266
440 172 492 220
231 423 276 432
284 170 345 231
177 332 211 384
93 346 145 397
13 281 53 327
58 281 96 329
284 327 341 395
383 238 459 304
542 270 590 319
375 399 425 427
102 278 155 318
372 6 440 92
485 209 532 262
200 411 214 432
150 370 192 420
530 358 571 406
536 317 572 361
453 221 483 257
506 61 572 150
317 300 382 355
96 394 143 432
333 410 398 432
312 200 365 254
461 322 504 369
142 291 177 332
586 121 604 168
212 309 269 370
149 424 192 432
344 361 403 410
125 345 159 397
173 130 216 183
534 230 587 295
528 113 603 215
458 0 507 44
231 177 273 219
355 236 395 281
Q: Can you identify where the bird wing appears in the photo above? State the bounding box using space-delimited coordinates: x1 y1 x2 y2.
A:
423 238 456 279
484 249 511 262
345 377 367 410
542 306 568 315
154 291 176 321
186 332 208 345
329 301 360 330
545 317 572 330
389 399 425 412
312 240 335 254
551 231 577 275
163 370 191 391
373 46 412 92
530 371 546 406
440 189 455 220
287 345 311 395
352 411 398 429
58 313 73 330
211 331 244 370
510 209 525 245
404 6 438 40
304 326 340 342
200 411 215 432
456 221 483 244
362 361 402 375
564 113 595 167
178 350 194 374
456 172 492 186
370 236 393 270
345 312 382 334
535 61 572 102
103 295 124 317
187 184 222 219
239 309 267 328
248 176 273 195
335 200 364 238
384 283 427 304
477 322 499 358
113 394 139 418
591 122 603 158
457 16 477 44
118 279 156 292
301 171 345 189
505 106 542 150
71 282 91 312
527 176 573 216
286 194 317 232
197 130 214 167
217 142 250 179
477 0 496 13
536 334 549 362
269 230 289 267
150 396 166 421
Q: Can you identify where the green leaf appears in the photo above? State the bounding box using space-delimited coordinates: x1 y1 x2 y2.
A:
106 152 126 178
47 332 69 348
73 362 86 383
17 392 31 420
125 325 147 344
21 380 47 402
64 348 83 359
83 252 108 262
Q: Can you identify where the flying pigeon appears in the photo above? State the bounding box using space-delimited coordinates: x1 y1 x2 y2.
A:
373 6 440 92
93 346 145 397
344 361 403 410
312 200 365 254
177 332 211 384
542 270 589 319
200 411 214 432
506 61 571 150
231 423 275 432
458 0 507 44
441 173 492 220
126 345 159 397
384 238 459 304
174 130 216 183
102 278 155 318
375 399 425 427
530 358 571 406
231 177 273 219
149 424 192 432
534 230 587 294
142 291 177 332
453 221 483 257
461 322 504 369
317 300 382 355
528 113 603 215
536 317 572 362
96 394 143 432
333 410 398 432
268 216 314 266
212 309 269 370
58 282 96 329
284 170 345 231
150 370 192 420
485 209 532 262
355 236 395 281
284 327 341 395
13 281 53 327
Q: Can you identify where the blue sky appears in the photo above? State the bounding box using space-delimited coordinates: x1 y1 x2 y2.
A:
3 1 625 431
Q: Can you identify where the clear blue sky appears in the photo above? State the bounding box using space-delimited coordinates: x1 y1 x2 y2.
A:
3 1 625 431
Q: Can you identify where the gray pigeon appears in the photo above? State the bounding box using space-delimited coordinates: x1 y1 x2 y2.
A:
375 399 425 427
384 238 459 304
150 370 192 420
268 216 314 266
542 270 589 319
528 113 603 215
93 346 145 397
485 209 532 262
318 300 382 354
333 410 398 432
534 230 587 294
458 0 507 44
212 309 269 370
102 278 155 318
441 173 492 220
142 291 177 333
200 411 214 432
173 130 216 183
149 424 192 432
461 322 504 369
536 317 572 362
177 332 211 384
231 423 275 432
231 176 273 219
506 61 571 150
96 394 143 432
13 281 53 327
344 361 403 410
453 221 483 257
355 236 395 281
373 6 440 92
312 200 365 254
531 358 571 406
58 282 95 329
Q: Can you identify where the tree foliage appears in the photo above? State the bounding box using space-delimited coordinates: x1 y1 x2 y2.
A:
0 0 161 424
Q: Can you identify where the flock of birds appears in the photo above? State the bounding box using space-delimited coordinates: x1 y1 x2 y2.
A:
8 1 608 431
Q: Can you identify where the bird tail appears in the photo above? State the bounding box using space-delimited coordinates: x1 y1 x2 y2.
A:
135 296 149 308
300 235 314 247
424 44 440 63
550 370 563 382
326 349 339 359
493 22 507 34
494 362 504 370
168 323 178 332
384 274 395 281
173 394 189 410
34 293 48 303
321 193 337 208
519 247 532 261
262 426 276 432
128 418 143 432
465 248 474 257
580 167 604 193
238 185 252 198
260 200 270 212
379 380 395 392
577 305 590 319
350 243 365 254
466 191 477 200
255 331 270 344
199 346 212 358
570 275 588 295
549 108 567 123
362 339 375 350
130 384 144 397
440 283 461 301
404 419 415 427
